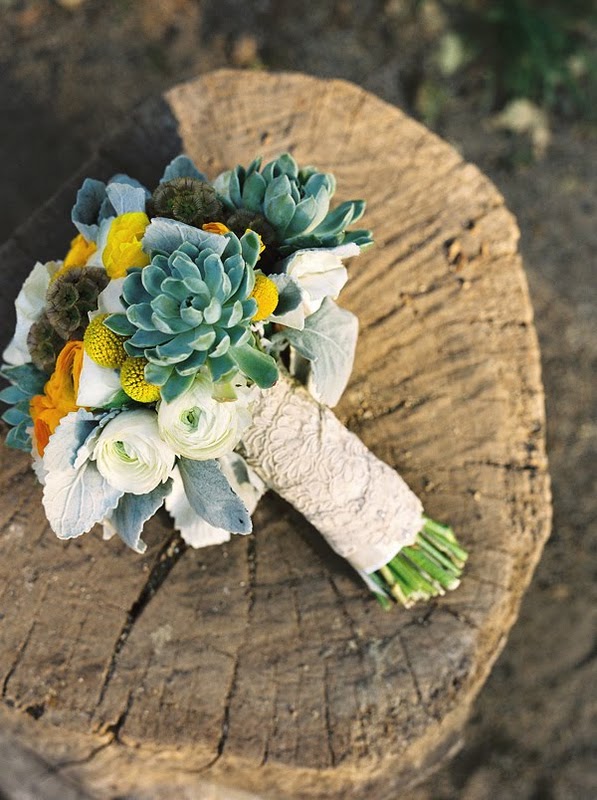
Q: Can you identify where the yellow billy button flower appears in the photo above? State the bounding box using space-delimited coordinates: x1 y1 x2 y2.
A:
51 233 98 283
120 357 161 404
83 313 128 368
250 274 279 322
103 212 151 279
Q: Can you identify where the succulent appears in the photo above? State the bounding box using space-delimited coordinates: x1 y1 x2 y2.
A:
105 231 278 402
46 267 109 340
27 312 67 373
214 153 373 256
151 178 224 228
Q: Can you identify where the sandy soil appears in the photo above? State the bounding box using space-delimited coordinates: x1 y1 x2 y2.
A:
0 1 595 798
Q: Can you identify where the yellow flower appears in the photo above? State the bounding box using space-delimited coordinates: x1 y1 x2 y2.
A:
250 274 279 322
103 212 150 279
120 357 161 403
202 221 230 235
202 222 265 254
51 234 97 283
30 340 85 456
83 313 128 368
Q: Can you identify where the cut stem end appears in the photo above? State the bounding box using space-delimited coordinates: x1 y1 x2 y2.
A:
372 517 468 609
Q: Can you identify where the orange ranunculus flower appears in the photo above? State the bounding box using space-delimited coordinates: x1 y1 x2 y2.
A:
30 340 85 456
202 221 231 235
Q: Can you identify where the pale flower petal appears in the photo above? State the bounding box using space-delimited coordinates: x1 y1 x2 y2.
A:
97 277 126 314
76 352 122 408
282 243 359 316
157 371 253 461
3 261 61 365
92 409 176 495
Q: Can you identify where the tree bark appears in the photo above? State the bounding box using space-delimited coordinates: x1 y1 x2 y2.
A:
0 70 551 800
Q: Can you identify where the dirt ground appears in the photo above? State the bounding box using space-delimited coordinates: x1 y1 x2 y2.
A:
0 1 595 798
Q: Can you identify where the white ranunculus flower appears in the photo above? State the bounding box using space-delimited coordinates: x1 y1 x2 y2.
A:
3 261 61 365
157 372 253 461
92 409 176 495
282 243 360 317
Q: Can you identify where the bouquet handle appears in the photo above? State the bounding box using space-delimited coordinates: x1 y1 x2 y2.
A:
239 373 424 573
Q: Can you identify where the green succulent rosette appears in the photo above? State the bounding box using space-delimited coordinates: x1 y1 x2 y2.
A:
105 230 278 402
213 153 373 256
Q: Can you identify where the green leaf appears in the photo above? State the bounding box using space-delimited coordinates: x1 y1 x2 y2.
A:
241 171 267 213
275 298 358 407
2 407 29 427
142 218 227 259
311 201 360 237
264 190 296 231
0 385 29 405
240 230 262 270
178 458 251 534
283 195 318 239
0 363 47 395
160 155 207 183
104 313 137 337
273 153 299 179
161 370 194 402
342 229 374 249
5 420 31 451
229 343 278 388
144 362 173 387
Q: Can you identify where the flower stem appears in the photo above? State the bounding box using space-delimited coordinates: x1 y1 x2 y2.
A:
372 517 468 608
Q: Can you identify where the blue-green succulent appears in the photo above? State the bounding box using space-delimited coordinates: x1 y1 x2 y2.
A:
214 153 373 255
105 230 278 402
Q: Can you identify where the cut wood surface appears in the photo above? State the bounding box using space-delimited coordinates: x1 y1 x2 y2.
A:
0 71 551 800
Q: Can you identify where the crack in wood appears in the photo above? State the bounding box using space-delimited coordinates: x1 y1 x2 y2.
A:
323 660 337 767
397 631 437 722
202 534 258 773
326 574 371 759
2 581 49 705
260 669 279 767
94 533 187 712
439 605 480 631
2 619 36 703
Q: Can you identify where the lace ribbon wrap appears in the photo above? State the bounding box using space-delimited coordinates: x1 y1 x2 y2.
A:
239 374 424 573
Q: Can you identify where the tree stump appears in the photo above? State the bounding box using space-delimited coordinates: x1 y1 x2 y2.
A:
0 71 551 800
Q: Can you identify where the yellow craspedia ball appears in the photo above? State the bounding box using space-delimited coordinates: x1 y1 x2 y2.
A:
102 212 151 279
250 274 279 322
84 314 128 368
120 358 161 404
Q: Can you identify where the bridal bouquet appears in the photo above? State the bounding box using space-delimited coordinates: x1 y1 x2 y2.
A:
0 153 467 608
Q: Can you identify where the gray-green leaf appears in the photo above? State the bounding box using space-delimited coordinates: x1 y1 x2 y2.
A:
178 458 252 534
275 298 358 407
108 480 173 554
42 410 124 539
